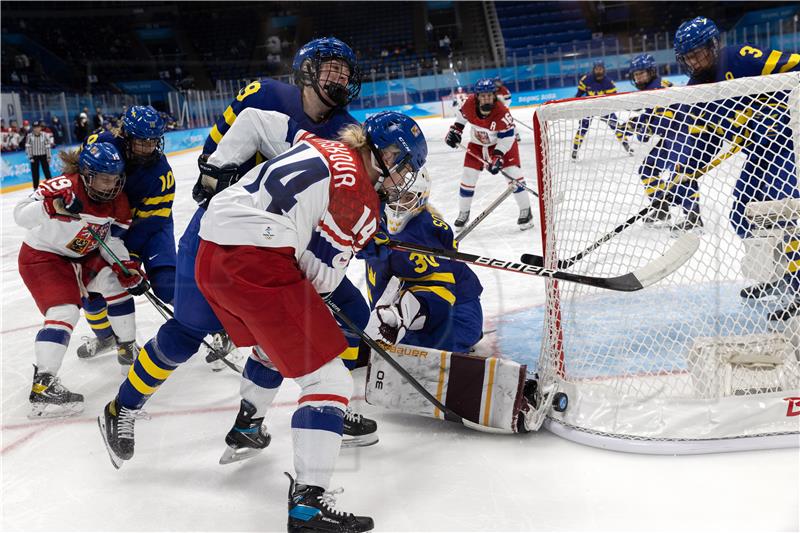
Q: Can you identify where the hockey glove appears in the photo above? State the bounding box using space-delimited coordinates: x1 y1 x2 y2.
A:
112 260 151 296
40 179 83 221
192 154 241 209
445 123 464 148
364 290 427 346
355 232 390 265
488 150 504 175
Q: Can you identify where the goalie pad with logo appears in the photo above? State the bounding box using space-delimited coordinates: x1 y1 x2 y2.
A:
365 343 535 433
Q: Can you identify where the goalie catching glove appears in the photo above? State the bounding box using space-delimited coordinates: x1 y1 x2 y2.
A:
192 154 241 209
112 260 150 296
364 280 427 346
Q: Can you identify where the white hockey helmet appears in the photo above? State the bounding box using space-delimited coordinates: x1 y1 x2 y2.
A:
385 166 431 234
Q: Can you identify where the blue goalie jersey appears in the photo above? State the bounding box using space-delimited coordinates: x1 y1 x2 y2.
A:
365 210 484 352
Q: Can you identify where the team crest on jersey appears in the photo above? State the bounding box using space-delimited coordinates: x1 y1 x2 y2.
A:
66 222 109 255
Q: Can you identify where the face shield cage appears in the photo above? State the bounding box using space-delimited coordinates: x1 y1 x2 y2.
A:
124 131 165 166
81 168 126 202
301 54 362 108
677 37 719 78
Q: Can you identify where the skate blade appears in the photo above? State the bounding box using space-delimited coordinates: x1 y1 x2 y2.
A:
219 445 264 465
341 433 379 448
523 386 556 432
518 221 535 231
28 402 84 419
97 416 125 470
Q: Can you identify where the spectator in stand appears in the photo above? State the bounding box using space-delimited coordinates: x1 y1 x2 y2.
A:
25 121 52 189
40 119 55 147
6 120 21 151
19 120 31 148
93 107 104 130
74 112 89 142
0 119 7 152
50 116 65 145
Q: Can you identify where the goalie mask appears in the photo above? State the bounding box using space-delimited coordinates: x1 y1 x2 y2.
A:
386 167 431 234
79 142 126 202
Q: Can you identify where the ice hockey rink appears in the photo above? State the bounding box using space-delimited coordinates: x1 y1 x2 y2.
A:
1 113 798 532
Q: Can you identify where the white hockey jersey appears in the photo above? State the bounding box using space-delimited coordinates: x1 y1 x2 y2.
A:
455 93 516 153
14 174 131 263
199 136 380 295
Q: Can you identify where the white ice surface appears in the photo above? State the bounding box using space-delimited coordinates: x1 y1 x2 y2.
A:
1 114 798 532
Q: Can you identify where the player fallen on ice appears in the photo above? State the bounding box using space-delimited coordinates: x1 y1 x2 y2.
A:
193 111 426 533
445 77 534 232
356 169 545 433
14 143 147 418
570 60 634 160
74 106 175 362
673 16 800 320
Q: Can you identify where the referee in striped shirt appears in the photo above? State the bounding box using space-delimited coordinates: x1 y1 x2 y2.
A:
25 120 52 189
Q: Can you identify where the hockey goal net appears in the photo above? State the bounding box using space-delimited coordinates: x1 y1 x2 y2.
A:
532 72 800 453
441 91 468 118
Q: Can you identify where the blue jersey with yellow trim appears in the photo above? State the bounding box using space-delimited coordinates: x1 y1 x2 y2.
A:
576 74 617 97
688 44 800 85
643 76 673 90
84 131 175 225
366 210 483 324
202 78 357 174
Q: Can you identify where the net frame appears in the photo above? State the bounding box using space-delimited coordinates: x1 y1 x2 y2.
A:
532 72 800 454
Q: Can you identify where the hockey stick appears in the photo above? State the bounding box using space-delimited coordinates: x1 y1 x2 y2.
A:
455 182 516 241
326 300 512 434
458 143 539 198
520 140 746 269
387 234 698 291
76 220 243 373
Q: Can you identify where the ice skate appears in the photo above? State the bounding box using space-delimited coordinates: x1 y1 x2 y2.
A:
116 340 138 375
76 334 116 359
453 210 470 228
98 397 144 469
207 331 236 372
29 366 84 419
769 298 800 322
342 407 378 448
740 280 785 300
517 208 534 231
219 399 271 465
670 208 703 235
642 199 670 226
286 472 374 533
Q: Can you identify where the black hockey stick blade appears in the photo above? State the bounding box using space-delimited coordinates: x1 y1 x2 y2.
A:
388 232 698 291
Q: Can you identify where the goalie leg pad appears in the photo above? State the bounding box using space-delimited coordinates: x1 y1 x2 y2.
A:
366 344 529 433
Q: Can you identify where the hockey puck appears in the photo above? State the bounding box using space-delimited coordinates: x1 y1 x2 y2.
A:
552 392 568 412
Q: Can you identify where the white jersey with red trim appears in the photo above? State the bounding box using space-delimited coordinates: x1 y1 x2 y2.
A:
13 174 132 263
454 94 516 153
496 85 512 106
199 137 380 294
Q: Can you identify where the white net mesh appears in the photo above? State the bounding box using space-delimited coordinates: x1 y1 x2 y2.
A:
533 72 800 451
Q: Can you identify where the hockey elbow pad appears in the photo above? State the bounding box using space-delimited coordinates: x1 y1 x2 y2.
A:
192 154 241 209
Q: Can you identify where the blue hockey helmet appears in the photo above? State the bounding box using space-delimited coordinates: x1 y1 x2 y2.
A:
122 105 165 165
474 78 497 95
78 142 126 202
629 53 657 89
293 37 361 108
592 59 606 78
674 17 720 77
363 111 428 201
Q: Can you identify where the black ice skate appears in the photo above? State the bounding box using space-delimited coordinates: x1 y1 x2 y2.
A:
622 139 635 156
740 280 784 300
342 407 378 448
454 210 470 228
207 331 237 372
768 298 800 322
570 149 578 160
670 208 704 235
29 366 84 419
219 399 271 465
76 334 116 359
285 472 374 533
517 208 534 231
98 397 143 469
643 199 671 226
117 340 138 366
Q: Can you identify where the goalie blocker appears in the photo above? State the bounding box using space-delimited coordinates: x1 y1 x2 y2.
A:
365 343 557 433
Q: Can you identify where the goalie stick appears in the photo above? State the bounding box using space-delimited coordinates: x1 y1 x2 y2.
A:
75 218 243 374
326 300 513 434
387 233 698 291
521 139 745 269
